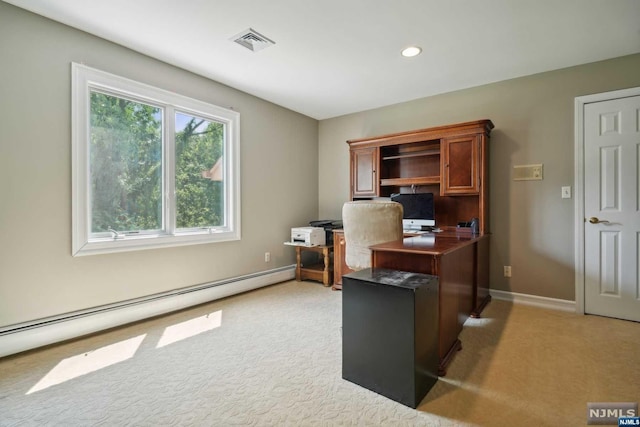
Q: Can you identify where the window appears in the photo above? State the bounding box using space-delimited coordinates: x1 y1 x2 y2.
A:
72 63 240 256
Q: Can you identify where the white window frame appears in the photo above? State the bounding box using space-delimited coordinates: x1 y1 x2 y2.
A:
72 63 240 256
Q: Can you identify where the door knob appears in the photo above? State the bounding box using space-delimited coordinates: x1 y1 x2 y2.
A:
588 217 610 224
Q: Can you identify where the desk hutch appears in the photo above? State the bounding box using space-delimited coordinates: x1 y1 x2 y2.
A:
334 119 493 288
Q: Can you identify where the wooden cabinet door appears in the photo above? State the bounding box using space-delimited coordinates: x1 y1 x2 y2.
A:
351 147 378 197
333 231 353 289
441 135 480 195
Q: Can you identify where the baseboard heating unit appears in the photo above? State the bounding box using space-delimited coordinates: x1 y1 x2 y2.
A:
0 265 295 358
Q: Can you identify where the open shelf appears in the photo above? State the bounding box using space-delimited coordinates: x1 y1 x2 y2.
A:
382 149 440 161
301 263 327 273
380 176 440 187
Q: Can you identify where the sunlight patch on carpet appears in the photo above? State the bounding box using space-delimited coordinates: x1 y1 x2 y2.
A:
26 334 146 394
462 317 495 328
156 310 222 348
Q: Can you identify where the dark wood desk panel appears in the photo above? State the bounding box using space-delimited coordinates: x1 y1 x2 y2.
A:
332 230 353 290
473 235 491 317
370 232 489 375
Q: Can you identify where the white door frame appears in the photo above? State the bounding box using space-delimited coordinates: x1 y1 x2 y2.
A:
574 86 640 314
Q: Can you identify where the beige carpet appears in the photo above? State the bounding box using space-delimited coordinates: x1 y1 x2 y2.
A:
0 280 638 426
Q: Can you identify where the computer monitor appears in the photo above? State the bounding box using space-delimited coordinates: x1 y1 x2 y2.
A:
390 192 435 230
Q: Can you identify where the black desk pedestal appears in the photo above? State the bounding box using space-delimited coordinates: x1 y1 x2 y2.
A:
342 268 439 409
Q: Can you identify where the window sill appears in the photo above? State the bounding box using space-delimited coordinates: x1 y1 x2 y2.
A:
73 230 240 256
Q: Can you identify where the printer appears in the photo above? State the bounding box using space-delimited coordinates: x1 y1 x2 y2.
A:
309 219 342 246
291 227 326 246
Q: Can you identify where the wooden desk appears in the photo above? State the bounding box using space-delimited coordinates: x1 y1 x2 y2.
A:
332 229 434 290
370 232 490 375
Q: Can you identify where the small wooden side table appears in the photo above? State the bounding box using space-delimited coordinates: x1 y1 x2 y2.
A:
293 244 333 287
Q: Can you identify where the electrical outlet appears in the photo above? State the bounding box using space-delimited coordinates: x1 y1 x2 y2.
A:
504 266 512 278
264 252 271 262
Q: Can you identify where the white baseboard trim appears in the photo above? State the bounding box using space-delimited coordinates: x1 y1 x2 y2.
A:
0 265 295 359
490 289 576 313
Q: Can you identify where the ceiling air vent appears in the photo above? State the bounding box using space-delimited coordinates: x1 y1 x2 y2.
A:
231 28 275 52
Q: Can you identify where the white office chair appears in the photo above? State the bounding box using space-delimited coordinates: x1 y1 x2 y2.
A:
341 200 404 271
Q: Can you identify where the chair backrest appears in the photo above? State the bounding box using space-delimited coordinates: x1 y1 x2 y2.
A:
341 200 404 271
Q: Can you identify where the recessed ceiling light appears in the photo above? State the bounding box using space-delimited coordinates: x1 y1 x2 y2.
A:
401 46 422 58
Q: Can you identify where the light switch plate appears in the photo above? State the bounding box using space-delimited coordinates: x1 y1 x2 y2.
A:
561 186 571 199
513 164 543 181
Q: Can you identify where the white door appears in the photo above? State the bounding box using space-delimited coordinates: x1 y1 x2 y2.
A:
584 94 640 322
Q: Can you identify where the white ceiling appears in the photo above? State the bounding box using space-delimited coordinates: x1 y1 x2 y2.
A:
5 0 640 119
